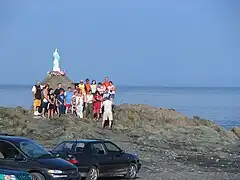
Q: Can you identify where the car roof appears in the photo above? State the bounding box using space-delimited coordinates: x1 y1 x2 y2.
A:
63 139 106 143
0 135 30 143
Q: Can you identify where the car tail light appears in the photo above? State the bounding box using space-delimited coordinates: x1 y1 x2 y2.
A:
67 159 79 165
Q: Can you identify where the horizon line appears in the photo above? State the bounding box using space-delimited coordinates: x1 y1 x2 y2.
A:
0 84 240 88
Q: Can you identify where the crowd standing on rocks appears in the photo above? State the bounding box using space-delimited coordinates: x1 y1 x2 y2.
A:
32 76 116 129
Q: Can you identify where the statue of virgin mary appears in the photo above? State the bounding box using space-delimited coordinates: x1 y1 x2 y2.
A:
53 49 61 72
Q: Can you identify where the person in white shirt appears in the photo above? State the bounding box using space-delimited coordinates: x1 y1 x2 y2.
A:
76 90 85 118
108 81 116 101
102 97 113 129
85 90 94 119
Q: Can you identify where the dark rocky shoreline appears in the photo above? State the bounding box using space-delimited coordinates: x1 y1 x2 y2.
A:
0 105 239 180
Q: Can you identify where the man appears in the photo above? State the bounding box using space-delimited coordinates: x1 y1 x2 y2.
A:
57 89 66 116
103 77 110 89
31 81 43 116
54 83 64 97
102 96 113 129
85 90 94 119
85 78 91 93
54 83 64 114
78 80 86 95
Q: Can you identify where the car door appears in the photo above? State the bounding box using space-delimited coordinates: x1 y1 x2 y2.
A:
90 142 114 173
0 140 28 170
103 142 129 172
71 142 89 172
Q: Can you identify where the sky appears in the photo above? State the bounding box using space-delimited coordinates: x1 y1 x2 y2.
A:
0 0 239 86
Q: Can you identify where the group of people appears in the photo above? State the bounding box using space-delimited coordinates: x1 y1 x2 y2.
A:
32 77 116 129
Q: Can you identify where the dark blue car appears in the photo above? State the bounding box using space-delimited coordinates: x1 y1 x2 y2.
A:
0 134 81 180
51 139 141 180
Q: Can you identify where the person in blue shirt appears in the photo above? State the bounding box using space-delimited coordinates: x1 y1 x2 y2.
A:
65 87 73 113
57 89 66 116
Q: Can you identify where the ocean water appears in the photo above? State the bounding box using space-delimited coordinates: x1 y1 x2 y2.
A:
0 85 239 129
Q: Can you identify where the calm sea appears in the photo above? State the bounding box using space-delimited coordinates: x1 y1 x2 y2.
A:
0 85 239 129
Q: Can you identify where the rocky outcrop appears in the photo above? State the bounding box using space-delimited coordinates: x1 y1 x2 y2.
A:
0 105 239 180
232 127 240 138
41 75 74 89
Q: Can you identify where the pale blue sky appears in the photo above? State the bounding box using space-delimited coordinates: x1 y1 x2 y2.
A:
0 0 239 86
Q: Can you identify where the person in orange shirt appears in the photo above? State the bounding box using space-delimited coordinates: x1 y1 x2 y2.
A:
103 76 110 89
85 78 91 93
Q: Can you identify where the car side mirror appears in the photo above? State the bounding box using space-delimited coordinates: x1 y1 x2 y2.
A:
14 154 25 161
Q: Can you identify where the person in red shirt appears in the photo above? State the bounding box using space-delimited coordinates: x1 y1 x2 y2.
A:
103 76 110 89
93 91 102 120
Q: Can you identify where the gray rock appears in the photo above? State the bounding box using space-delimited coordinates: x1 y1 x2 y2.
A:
0 105 239 180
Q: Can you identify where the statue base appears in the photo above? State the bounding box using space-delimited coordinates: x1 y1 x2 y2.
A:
47 71 66 77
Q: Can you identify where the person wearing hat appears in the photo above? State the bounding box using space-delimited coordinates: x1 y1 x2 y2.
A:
31 81 44 116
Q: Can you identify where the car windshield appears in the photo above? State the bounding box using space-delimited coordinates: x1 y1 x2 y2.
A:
18 140 52 159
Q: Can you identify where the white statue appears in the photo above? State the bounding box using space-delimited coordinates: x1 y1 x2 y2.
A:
53 49 61 72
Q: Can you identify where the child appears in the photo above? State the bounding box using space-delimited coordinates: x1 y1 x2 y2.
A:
57 89 65 116
47 88 55 119
71 91 77 116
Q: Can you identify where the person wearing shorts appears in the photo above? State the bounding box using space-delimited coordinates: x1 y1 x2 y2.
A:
32 81 43 116
65 87 73 113
102 96 113 129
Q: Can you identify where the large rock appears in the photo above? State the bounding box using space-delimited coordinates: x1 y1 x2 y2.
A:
0 105 239 179
232 127 240 138
41 75 75 89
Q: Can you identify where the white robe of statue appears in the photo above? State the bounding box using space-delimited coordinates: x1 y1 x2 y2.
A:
53 49 61 72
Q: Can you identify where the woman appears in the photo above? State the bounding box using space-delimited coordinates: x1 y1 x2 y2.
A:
47 88 55 119
108 81 116 100
96 82 105 95
76 89 85 118
91 80 97 94
93 91 102 120
71 90 77 115
42 84 50 118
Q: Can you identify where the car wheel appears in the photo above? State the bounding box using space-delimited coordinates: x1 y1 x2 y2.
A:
31 172 45 180
124 163 137 179
86 166 99 180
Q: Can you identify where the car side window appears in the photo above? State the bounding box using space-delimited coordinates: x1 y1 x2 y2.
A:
64 142 75 152
52 143 65 152
91 143 106 155
0 141 23 160
75 143 85 153
104 142 121 152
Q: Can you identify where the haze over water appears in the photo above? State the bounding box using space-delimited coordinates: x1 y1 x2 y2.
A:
0 85 239 130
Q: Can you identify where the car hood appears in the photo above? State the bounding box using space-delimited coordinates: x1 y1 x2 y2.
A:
0 169 30 176
125 153 139 160
35 158 76 170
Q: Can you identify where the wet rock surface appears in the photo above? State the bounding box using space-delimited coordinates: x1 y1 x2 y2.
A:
0 105 239 180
